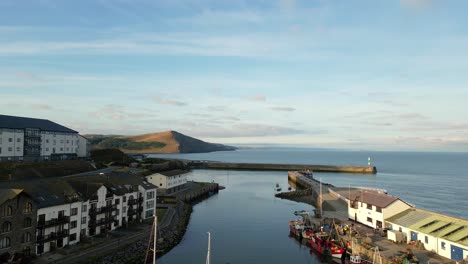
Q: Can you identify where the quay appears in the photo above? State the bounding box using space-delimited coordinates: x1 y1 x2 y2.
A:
189 161 377 174
281 171 468 263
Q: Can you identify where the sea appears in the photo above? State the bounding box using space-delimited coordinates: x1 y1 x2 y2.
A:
150 148 468 264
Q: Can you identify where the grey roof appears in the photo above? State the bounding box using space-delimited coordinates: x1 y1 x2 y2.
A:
0 114 77 133
333 187 406 208
158 169 189 177
385 208 432 226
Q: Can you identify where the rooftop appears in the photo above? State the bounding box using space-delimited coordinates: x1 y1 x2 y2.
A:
0 114 77 133
157 169 189 177
386 208 468 247
332 187 404 208
0 188 23 205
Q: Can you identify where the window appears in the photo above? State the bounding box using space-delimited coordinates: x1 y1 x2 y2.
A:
24 217 32 228
16 147 20 152
17 138 21 142
82 204 87 213
376 206 382 213
123 196 126 202
8 138 12 142
367 217 373 223
115 199 120 205
145 210 154 218
123 206 127 213
5 206 13 216
0 237 10 249
71 208 78 216
8 147 12 152
70 233 77 242
82 217 87 224
146 200 154 208
23 202 33 214
2 222 12 233
71 220 77 229
399 227 402 232
425 236 428 244
46 147 49 151
441 242 446 250
46 139 49 143
146 191 155 200
60 148 63 151
22 232 32 243
66 140 69 144
53 139 56 145
367 204 373 210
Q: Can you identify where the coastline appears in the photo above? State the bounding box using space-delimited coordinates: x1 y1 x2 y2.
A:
78 182 219 264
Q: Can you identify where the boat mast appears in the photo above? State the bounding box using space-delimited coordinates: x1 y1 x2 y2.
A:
206 232 211 264
153 216 157 264
319 177 323 218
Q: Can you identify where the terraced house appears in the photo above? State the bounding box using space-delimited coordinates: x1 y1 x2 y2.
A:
0 114 89 162
0 189 37 263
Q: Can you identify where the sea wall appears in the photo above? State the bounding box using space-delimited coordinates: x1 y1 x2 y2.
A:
200 162 377 174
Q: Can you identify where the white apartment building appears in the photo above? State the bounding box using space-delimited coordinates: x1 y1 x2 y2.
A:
0 114 88 162
146 169 188 194
4 173 157 256
330 187 413 229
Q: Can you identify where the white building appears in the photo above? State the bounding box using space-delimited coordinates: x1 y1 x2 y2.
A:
0 114 88 162
4 172 157 256
386 208 468 261
146 169 188 194
330 187 412 229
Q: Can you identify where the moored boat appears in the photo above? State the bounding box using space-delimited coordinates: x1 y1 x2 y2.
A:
308 233 345 259
288 220 304 237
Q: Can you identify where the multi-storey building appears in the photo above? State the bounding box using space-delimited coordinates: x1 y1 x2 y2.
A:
0 114 88 162
0 189 37 262
2 172 157 256
146 169 188 194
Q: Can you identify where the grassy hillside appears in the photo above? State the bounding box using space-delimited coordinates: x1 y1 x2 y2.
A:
87 131 236 154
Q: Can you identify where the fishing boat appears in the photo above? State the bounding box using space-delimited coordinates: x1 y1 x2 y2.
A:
301 227 315 239
288 219 304 237
308 233 346 259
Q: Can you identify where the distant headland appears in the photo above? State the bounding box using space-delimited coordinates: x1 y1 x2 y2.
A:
86 130 237 154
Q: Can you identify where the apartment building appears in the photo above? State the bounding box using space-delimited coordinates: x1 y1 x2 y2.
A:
0 114 88 162
146 169 188 194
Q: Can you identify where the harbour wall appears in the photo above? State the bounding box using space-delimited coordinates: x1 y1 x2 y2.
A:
193 162 377 174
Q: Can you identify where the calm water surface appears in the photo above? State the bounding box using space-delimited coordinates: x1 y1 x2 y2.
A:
151 148 468 219
159 170 318 264
155 148 468 263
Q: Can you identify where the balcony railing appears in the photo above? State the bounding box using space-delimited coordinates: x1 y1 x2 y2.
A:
36 230 69 243
89 205 117 215
88 217 116 227
37 216 70 229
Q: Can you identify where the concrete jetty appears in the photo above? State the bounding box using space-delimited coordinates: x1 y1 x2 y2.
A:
190 161 377 174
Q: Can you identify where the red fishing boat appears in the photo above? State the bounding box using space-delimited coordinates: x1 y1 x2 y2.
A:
308 232 345 259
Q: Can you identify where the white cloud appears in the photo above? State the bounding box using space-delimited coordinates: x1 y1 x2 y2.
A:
271 106 296 112
153 96 188 106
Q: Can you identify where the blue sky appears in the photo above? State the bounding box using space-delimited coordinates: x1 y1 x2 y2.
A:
1 0 468 151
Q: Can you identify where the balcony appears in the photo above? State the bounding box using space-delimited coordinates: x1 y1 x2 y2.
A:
37 216 70 229
89 205 117 215
36 230 69 243
88 217 116 227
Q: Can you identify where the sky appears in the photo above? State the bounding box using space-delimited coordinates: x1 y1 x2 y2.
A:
1 0 468 151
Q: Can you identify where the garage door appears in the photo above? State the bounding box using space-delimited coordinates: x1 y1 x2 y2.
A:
451 245 463 261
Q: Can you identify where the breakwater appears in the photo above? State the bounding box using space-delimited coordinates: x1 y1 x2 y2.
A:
190 161 377 174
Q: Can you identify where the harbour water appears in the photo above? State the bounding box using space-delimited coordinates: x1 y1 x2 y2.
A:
150 148 468 219
155 148 468 264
